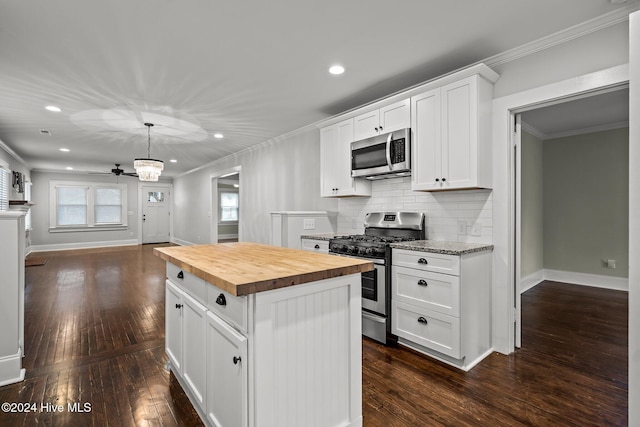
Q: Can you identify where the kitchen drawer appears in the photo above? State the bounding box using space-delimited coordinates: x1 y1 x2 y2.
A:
392 249 460 276
207 286 248 333
392 300 460 359
167 263 207 303
301 238 329 253
393 266 460 316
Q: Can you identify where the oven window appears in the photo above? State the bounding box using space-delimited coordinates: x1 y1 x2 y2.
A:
361 269 378 301
352 143 387 171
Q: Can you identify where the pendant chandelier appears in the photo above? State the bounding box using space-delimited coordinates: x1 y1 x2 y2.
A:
134 123 164 181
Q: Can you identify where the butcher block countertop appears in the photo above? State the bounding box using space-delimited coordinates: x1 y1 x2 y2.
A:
154 242 373 296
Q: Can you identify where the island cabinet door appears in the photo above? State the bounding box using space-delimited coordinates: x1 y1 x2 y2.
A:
165 280 183 373
206 311 248 427
182 292 208 410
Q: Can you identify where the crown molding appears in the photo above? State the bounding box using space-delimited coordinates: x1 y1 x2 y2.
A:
0 137 30 170
485 4 640 68
520 121 548 140
544 120 629 140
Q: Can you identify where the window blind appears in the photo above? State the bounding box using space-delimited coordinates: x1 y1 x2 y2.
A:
0 167 9 211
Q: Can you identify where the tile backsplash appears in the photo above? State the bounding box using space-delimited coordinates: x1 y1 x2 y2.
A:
337 177 493 243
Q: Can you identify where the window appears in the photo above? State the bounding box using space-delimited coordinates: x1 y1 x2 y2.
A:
0 164 8 211
220 191 238 222
49 181 127 231
57 186 88 226
95 187 122 224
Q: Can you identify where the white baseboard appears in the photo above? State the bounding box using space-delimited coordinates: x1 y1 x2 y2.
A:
30 239 138 253
170 237 195 246
544 269 628 292
0 349 25 387
520 270 545 293
520 269 628 292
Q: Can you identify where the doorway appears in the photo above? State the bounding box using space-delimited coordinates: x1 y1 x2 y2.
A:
513 87 629 347
210 167 241 243
140 183 171 243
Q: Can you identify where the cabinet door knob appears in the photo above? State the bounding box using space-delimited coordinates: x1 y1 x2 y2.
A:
233 356 242 365
216 293 227 306
417 258 428 265
314 244 320 249
175 303 183 309
177 271 184 279
417 317 428 325
374 127 379 132
379 125 383 131
435 178 440 182
417 279 428 287
442 177 446 182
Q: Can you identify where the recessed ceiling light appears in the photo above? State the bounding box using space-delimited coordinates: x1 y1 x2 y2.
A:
329 65 345 75
59 148 70 152
214 133 224 139
45 105 62 112
66 167 73 170
170 159 177 163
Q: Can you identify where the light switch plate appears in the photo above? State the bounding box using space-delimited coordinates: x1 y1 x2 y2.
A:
303 219 316 230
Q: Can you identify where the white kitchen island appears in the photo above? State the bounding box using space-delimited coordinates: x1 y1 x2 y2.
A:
154 243 373 427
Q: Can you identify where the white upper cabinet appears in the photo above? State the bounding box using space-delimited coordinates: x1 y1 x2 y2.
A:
320 118 371 197
411 74 494 191
353 98 410 141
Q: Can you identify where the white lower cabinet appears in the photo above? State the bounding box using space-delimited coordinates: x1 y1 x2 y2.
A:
182 292 207 408
300 237 329 254
165 280 207 408
206 311 248 427
165 280 183 372
165 263 362 427
391 248 491 371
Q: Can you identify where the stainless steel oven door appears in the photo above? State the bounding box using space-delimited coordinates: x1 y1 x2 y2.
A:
361 262 385 315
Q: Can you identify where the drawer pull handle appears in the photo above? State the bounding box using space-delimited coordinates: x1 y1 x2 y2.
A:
175 303 183 309
417 317 428 325
417 279 428 287
314 244 320 249
233 356 242 365
417 258 428 265
216 293 227 306
177 271 184 279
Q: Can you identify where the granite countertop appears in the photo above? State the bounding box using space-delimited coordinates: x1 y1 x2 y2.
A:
390 240 494 256
300 233 343 241
154 242 373 296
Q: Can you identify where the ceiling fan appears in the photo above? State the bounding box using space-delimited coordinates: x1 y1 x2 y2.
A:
90 164 138 177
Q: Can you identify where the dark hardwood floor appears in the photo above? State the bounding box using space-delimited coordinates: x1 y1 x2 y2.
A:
0 246 628 426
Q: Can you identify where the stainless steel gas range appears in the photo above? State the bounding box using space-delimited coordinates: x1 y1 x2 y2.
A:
329 212 425 344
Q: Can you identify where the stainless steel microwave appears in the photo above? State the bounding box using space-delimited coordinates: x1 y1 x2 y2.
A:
351 128 411 180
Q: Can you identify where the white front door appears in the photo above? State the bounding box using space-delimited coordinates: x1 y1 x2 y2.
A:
142 185 170 243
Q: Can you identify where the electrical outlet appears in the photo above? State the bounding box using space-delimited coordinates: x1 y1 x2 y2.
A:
471 223 482 237
303 219 316 230
457 220 467 235
605 259 616 269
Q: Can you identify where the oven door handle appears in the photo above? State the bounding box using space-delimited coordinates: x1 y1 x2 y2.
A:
385 132 393 170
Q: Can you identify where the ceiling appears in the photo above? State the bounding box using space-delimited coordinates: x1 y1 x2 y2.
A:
0 1 637 178
521 88 629 139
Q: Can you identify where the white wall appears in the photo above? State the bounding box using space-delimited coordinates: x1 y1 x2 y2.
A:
172 128 337 245
628 10 639 427
29 170 157 251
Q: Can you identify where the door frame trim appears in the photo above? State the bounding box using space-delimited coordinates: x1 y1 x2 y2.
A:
491 64 629 355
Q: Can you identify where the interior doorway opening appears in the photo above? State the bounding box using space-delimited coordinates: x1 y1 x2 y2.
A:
210 167 241 243
512 86 630 348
